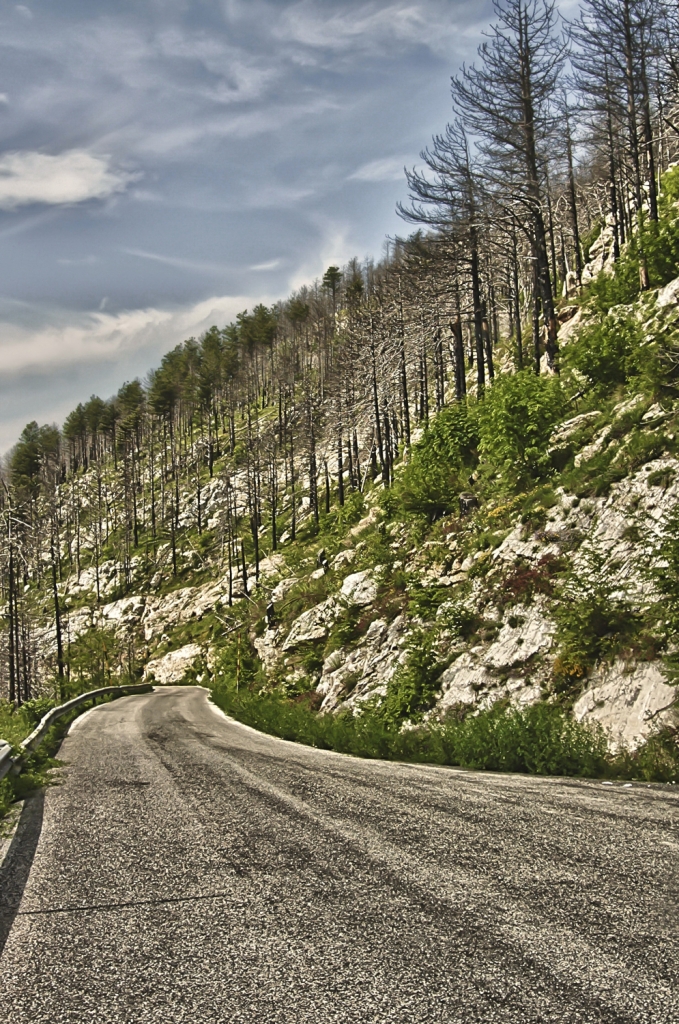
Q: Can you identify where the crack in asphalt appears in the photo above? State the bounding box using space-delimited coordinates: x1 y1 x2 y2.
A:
2 891 234 917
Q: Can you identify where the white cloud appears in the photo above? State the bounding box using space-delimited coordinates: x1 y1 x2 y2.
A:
349 155 408 183
0 293 267 380
275 1 478 58
0 150 136 210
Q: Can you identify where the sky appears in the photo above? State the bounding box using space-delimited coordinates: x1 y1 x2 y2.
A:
0 0 495 453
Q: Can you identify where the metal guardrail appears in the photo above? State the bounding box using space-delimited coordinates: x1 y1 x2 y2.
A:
0 683 153 783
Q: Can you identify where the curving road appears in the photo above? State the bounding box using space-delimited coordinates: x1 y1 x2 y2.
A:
0 685 677 1023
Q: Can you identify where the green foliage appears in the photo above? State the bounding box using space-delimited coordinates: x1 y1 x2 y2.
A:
391 402 479 520
211 629 264 692
382 630 444 723
587 168 679 312
477 371 566 480
213 685 672 778
562 307 644 391
437 701 611 776
64 627 134 695
552 551 643 696
11 420 60 496
648 503 679 683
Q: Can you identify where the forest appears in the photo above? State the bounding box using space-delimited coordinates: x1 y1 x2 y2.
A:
2 0 679 758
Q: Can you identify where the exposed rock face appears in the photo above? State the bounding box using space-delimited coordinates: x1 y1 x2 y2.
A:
254 629 282 672
144 643 203 684
282 598 340 651
437 653 542 716
573 660 677 751
270 577 298 603
482 601 556 670
657 275 679 307
317 616 408 712
340 570 378 606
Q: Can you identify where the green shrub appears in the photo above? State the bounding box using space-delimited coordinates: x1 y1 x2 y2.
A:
552 551 643 695
587 167 679 312
392 402 478 520
648 503 679 680
562 307 643 391
382 630 444 724
210 629 263 692
477 370 566 480
438 701 610 776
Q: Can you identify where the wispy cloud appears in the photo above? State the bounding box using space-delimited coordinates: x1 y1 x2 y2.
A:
122 247 232 276
0 293 268 382
349 155 408 182
0 150 137 210
250 258 281 271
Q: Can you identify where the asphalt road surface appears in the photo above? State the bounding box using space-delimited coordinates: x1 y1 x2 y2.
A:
0 685 677 1023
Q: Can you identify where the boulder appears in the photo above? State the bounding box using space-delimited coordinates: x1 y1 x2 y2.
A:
657 275 679 308
144 643 203 684
340 570 378 606
331 548 356 570
282 598 339 650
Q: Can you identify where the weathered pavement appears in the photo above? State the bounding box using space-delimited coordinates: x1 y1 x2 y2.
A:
0 686 677 1023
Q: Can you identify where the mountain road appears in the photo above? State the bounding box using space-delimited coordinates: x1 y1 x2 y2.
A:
0 685 677 1023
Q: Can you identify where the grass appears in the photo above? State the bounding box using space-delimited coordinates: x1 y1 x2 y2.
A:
0 703 87 820
210 685 679 782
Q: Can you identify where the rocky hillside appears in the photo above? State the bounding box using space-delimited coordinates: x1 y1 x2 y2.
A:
29 269 679 767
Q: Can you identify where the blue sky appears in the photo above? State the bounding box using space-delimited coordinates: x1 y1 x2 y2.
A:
0 0 493 451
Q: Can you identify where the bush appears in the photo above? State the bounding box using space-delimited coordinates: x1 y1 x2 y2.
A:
562 307 643 391
587 167 679 312
392 402 478 520
382 630 444 724
477 370 566 480
552 551 643 695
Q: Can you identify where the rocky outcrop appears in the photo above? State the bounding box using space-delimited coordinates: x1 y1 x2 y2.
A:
573 660 677 750
282 598 340 651
481 601 556 670
317 615 408 712
144 643 203 684
340 570 378 606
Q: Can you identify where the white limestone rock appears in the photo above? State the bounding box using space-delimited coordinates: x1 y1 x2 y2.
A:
573 659 677 751
438 653 492 711
340 570 378 606
270 577 299 603
574 425 612 467
331 549 356 570
254 629 282 672
557 308 583 345
657 275 679 308
282 598 340 650
318 615 408 713
482 601 556 670
549 411 601 446
437 650 542 717
144 643 203 684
